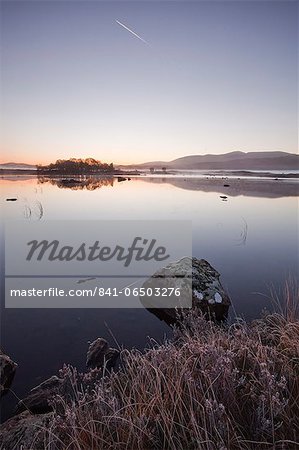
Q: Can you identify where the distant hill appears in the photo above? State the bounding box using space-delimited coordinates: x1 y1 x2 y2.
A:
0 162 36 170
120 151 299 170
2 152 299 172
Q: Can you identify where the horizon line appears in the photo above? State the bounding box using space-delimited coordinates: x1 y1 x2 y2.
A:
0 149 298 167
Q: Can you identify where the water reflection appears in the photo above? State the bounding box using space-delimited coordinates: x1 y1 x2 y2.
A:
37 176 114 190
2 174 297 321
2 174 298 198
141 176 299 198
1 175 298 421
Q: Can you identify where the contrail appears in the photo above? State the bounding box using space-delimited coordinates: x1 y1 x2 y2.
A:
115 19 148 45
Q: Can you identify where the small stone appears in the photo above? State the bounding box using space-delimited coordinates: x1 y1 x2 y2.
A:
86 338 109 369
214 292 222 303
194 290 204 300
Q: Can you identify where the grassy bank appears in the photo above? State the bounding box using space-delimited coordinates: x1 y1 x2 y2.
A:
26 292 298 450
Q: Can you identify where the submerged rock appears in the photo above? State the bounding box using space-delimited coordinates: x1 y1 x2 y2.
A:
141 257 231 324
0 350 17 397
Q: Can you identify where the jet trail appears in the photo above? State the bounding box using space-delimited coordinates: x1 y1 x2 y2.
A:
115 19 148 45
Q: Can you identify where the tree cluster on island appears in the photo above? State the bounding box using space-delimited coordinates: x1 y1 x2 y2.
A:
36 158 114 174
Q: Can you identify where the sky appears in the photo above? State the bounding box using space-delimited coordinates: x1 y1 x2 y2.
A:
0 0 298 165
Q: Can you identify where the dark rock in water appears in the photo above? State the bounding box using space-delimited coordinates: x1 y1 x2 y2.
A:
16 375 63 414
117 176 127 182
15 369 93 415
86 338 108 368
104 348 120 370
14 338 119 416
0 411 52 449
86 338 119 369
60 178 82 185
223 184 230 187
141 257 231 325
0 350 17 397
6 198 17 201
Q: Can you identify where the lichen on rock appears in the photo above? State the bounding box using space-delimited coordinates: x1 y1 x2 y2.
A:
141 257 231 324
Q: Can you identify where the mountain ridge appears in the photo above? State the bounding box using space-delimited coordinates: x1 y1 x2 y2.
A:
119 151 299 170
0 162 36 169
1 152 298 171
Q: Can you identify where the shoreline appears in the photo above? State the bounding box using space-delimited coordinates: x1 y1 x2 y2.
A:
2 173 298 198
1 168 298 178
1 307 298 448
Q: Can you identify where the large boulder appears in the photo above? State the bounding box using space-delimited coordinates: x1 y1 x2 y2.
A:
141 257 231 324
0 350 17 398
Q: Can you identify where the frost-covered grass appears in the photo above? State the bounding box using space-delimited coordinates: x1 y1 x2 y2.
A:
32 286 299 449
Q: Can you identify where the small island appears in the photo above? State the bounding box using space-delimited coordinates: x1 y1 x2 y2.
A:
36 158 114 175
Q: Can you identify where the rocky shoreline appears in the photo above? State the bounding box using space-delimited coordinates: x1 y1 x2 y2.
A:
0 257 231 448
8 260 297 449
1 307 298 449
0 338 120 448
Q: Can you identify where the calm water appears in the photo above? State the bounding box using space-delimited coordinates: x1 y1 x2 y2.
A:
1 175 298 420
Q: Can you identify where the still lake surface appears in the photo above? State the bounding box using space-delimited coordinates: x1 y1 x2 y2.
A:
1 174 298 420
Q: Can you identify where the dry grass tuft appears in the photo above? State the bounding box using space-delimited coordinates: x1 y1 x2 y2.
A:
29 283 299 449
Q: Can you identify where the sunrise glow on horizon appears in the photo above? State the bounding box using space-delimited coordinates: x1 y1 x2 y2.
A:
1 1 297 165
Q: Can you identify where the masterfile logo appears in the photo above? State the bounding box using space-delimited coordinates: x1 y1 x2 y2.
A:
26 237 170 266
5 220 192 308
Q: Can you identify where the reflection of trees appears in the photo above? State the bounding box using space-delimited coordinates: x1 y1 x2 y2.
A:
37 176 114 190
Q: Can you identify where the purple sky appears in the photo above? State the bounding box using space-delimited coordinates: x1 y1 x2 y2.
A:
1 0 297 164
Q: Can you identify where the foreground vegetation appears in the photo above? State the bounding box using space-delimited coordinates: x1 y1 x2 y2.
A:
24 287 297 450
